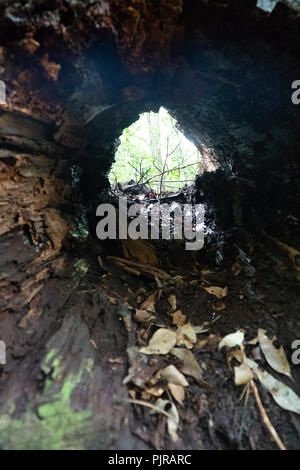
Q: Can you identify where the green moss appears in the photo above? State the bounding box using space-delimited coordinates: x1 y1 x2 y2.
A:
0 405 92 450
0 350 95 449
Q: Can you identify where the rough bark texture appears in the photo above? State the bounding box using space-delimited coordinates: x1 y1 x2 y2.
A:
0 0 300 449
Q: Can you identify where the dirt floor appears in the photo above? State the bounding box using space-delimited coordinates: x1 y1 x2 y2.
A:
1 185 300 450
61 191 300 451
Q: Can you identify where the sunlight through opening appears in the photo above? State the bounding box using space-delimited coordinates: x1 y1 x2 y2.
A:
109 107 218 196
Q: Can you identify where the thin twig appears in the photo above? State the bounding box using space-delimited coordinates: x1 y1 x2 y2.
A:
238 384 250 444
250 380 286 450
238 344 286 450
150 179 195 183
160 136 169 197
167 139 183 158
144 162 200 185
127 398 176 423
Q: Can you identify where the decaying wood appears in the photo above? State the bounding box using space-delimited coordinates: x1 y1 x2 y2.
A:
107 256 171 280
0 107 136 449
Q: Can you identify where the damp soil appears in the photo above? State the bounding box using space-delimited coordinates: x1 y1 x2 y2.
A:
68 223 300 450
1 181 299 450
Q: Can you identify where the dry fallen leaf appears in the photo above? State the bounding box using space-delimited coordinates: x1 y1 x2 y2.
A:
234 362 254 386
171 348 202 382
212 300 226 311
135 309 155 323
128 389 136 399
266 235 300 264
171 310 186 327
20 37 40 53
155 399 179 442
197 338 209 349
246 358 300 414
90 339 98 350
140 328 177 355
226 348 244 370
108 357 124 365
136 287 146 296
140 292 156 313
218 330 244 350
176 322 197 349
201 269 214 275
203 286 228 299
40 53 61 81
257 329 292 379
193 324 210 335
121 239 158 265
168 295 177 312
168 383 185 405
123 348 165 387
142 386 164 398
160 365 189 386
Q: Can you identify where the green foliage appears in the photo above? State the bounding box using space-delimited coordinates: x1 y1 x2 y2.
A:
109 107 201 193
